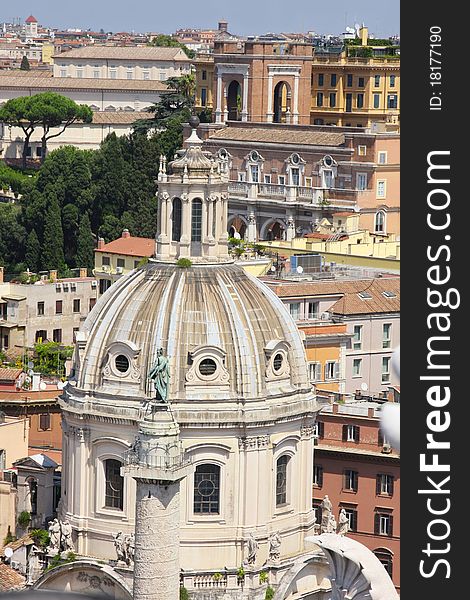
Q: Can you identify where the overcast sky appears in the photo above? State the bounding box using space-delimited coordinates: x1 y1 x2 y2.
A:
4 1 399 37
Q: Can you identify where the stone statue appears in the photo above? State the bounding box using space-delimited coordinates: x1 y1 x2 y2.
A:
268 531 281 562
126 533 135 565
148 348 170 403
27 544 40 585
245 532 258 565
60 520 75 552
327 514 337 534
337 509 349 536
320 495 333 534
47 518 61 553
113 531 127 564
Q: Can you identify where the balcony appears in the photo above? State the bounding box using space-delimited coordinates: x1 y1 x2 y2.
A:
228 181 357 209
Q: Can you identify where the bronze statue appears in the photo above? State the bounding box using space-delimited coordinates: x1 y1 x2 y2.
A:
148 348 170 403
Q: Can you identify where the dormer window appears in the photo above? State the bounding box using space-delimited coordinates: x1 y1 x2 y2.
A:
115 355 130 374
186 346 230 387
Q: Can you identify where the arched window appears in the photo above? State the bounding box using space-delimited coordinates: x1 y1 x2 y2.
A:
104 459 124 510
276 455 290 506
191 199 203 242
375 211 386 233
193 463 220 514
374 548 393 578
172 197 182 242
27 478 38 516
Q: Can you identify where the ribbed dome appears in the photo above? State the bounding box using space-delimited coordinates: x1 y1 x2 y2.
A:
70 261 311 409
169 145 214 174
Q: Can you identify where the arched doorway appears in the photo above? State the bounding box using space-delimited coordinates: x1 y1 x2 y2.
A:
262 219 286 241
228 216 247 240
273 81 291 123
227 80 242 121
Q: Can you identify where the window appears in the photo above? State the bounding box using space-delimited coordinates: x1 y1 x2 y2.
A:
325 361 339 380
353 325 363 350
390 74 396 87
134 260 140 269
378 151 387 164
76 69 83 78
343 424 360 443
172 197 182 242
358 145 367 156
308 362 322 382
73 328 79 342
373 93 380 109
289 302 301 320
329 92 336 107
330 73 337 87
323 170 333 189
39 413 51 430
117 258 125 268
159 71 166 81
345 93 352 112
312 421 324 439
374 74 381 87
347 74 353 87
237 172 246 182
194 464 220 514
382 357 391 383
352 358 362 377
37 302 45 316
375 512 393 536
73 299 80 313
250 164 259 183
191 199 203 242
356 173 367 190
93 70 100 78
375 211 386 232
104 459 124 509
318 73 324 86
343 469 358 491
53 329 62 343
143 71 150 80
358 77 365 88
201 87 207 106
127 71 133 80
2 335 9 350
377 474 394 496
342 507 358 532
99 279 111 295
115 355 130 373
312 501 323 524
377 180 386 198
276 455 290 506
36 147 42 158
308 301 319 319
357 93 364 108
55 300 63 314
387 94 398 109
313 465 323 487
102 256 110 266
291 167 300 186
317 92 324 107
202 70 207 80
35 330 47 343
0 450 5 470
304 177 313 187
110 70 117 79
374 549 393 577
264 174 272 184
28 480 38 516
60 69 67 77
89 298 96 311
383 323 392 348
278 175 286 185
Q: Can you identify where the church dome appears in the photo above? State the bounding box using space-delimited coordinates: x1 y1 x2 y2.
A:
68 261 312 416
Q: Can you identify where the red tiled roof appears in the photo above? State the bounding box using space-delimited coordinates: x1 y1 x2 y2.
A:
95 236 154 257
334 212 356 217
0 368 22 381
25 15 38 23
0 562 26 591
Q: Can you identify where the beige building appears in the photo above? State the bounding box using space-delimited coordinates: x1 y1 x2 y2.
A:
0 411 29 470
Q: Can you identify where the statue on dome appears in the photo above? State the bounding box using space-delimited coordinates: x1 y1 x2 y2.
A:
148 348 170 404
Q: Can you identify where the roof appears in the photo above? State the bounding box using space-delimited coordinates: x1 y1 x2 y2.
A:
0 562 26 591
0 390 60 403
53 46 190 61
91 111 149 125
333 212 356 217
13 453 58 469
304 232 348 240
208 127 345 147
0 368 22 381
25 15 38 24
95 236 154 257
1 534 33 557
0 74 168 92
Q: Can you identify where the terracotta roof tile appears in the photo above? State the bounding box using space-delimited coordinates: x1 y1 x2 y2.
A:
91 111 149 125
0 563 25 591
208 127 345 147
0 368 22 381
0 74 168 92
53 46 190 61
95 236 154 257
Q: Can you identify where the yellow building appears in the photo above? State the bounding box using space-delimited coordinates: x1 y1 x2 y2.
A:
193 54 214 113
310 27 400 128
41 42 55 65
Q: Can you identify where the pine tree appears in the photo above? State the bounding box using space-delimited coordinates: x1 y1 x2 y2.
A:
25 229 41 273
20 55 30 71
75 213 95 271
41 192 65 273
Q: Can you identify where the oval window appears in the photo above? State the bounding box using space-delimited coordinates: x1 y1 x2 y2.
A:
199 358 217 377
250 150 259 162
273 353 284 372
115 355 130 373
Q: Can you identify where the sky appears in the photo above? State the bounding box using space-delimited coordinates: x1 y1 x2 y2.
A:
4 1 399 37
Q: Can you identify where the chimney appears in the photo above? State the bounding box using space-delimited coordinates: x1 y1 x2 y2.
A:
97 237 105 249
0 266 4 283
49 270 57 281
368 407 374 418
122 229 131 239
31 372 41 392
332 403 339 414
360 25 368 46
79 268 88 279
218 20 228 32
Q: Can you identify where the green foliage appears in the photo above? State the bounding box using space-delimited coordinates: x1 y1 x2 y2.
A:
75 213 95 271
237 566 245 579
136 257 149 268
3 527 15 546
265 586 275 600
0 204 26 274
41 192 65 273
177 258 192 268
30 529 50 548
179 587 189 600
20 55 31 70
0 162 33 195
33 342 73 376
148 34 195 58
45 551 76 573
234 246 245 258
18 511 31 528
213 572 222 581
228 237 242 246
25 229 41 273
259 571 269 584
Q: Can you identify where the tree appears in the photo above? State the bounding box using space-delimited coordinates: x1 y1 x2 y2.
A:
33 342 73 376
148 34 195 58
0 204 26 273
0 97 43 168
76 213 95 271
20 55 30 70
41 192 65 272
25 229 41 273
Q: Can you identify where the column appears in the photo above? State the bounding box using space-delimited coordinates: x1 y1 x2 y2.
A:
241 70 249 122
266 72 274 122
215 72 223 123
293 74 300 124
223 86 228 123
179 194 191 257
247 212 257 243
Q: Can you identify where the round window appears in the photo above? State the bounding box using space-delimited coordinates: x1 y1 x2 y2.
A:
250 150 259 162
273 353 284 373
324 155 333 167
199 358 217 377
115 354 130 373
197 478 216 497
218 148 228 159
291 153 300 164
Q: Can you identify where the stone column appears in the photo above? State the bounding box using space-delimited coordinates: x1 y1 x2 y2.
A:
247 211 257 243
223 86 229 123
179 193 191 257
241 71 249 122
286 214 296 242
266 72 274 122
293 74 300 124
215 72 223 123
156 192 171 259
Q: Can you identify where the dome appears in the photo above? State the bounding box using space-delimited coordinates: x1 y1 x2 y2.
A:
68 261 312 414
